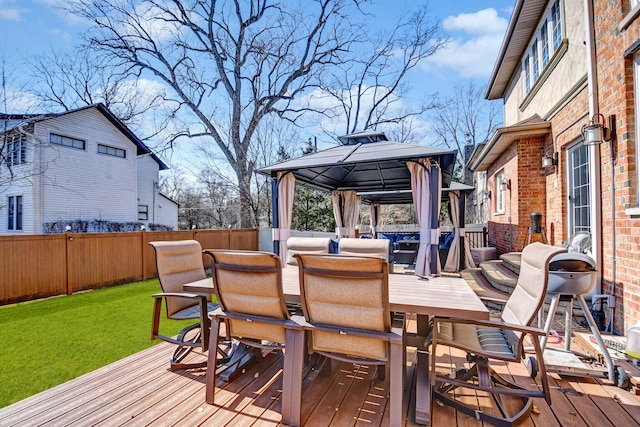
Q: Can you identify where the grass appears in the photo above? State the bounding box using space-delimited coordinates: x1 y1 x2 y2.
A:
0 279 193 408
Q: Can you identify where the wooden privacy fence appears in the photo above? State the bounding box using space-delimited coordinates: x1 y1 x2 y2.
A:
0 229 258 305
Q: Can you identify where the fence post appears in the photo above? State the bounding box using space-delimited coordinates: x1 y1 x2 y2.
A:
65 230 73 295
483 227 488 247
141 228 148 280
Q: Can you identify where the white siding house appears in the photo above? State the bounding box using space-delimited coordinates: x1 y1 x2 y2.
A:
0 104 177 234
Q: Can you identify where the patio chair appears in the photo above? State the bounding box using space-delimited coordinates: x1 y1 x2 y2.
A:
204 250 304 425
293 254 404 427
337 237 394 271
429 242 566 426
285 236 331 265
149 240 227 371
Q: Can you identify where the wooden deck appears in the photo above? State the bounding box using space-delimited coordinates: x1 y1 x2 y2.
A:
2 324 640 426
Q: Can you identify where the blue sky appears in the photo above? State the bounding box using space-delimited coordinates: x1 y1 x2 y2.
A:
1 0 514 101
0 0 515 166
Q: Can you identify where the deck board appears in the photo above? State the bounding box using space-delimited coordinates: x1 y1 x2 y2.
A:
2 337 640 426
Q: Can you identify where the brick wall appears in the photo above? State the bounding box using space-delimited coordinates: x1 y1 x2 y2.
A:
487 137 545 254
592 0 640 333
547 88 590 247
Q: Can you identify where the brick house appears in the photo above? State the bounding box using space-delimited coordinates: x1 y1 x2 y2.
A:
469 0 640 334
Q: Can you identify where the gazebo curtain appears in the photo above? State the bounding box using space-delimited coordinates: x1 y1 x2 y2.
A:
275 171 295 263
407 159 440 276
331 190 360 238
444 190 476 272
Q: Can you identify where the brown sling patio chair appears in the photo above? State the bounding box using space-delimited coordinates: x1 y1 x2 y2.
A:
150 240 230 371
204 250 304 426
429 242 566 426
293 254 404 427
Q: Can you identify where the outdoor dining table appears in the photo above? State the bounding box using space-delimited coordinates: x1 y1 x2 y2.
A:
184 264 489 425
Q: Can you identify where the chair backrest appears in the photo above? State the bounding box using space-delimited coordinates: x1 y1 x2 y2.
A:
295 254 390 361
208 250 289 344
285 237 331 265
502 242 566 330
338 238 389 262
149 240 207 317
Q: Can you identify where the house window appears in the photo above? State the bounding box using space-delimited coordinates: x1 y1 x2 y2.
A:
551 1 562 50
5 134 27 167
7 195 23 231
98 144 126 158
541 20 549 68
138 205 149 221
495 172 506 214
531 41 539 81
568 142 591 237
522 0 563 95
635 52 640 205
50 133 85 150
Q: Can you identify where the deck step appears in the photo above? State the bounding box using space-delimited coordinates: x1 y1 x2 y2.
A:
499 252 521 275
480 260 519 293
462 265 586 321
460 268 509 311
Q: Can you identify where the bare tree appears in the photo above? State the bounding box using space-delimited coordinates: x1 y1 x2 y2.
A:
193 113 306 228
430 80 501 160
28 49 171 142
1 54 47 190
315 4 447 138
65 0 367 228
430 80 501 225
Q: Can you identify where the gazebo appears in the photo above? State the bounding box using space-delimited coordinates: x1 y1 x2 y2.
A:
258 131 472 275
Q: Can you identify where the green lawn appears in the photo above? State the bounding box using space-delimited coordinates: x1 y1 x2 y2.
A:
0 279 193 408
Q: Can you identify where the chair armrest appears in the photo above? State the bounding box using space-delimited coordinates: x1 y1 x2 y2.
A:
152 292 208 300
432 316 547 337
210 310 304 330
479 296 509 305
151 292 210 348
292 315 402 343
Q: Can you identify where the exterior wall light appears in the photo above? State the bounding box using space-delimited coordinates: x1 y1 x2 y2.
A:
499 178 511 191
582 113 616 145
542 152 558 168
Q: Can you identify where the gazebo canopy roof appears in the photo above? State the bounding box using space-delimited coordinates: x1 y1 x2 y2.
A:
258 131 458 204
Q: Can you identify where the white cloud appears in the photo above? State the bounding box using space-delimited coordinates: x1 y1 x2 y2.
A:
443 8 507 36
0 0 23 21
421 8 508 79
2 86 41 113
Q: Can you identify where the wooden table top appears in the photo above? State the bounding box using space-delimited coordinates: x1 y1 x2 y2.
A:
185 266 489 321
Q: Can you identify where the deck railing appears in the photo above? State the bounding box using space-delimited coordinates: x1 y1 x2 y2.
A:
466 227 488 248
0 229 258 305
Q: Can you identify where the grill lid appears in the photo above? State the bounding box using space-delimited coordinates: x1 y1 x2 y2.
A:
549 252 596 272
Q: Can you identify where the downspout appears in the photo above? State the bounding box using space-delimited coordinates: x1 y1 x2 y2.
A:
584 0 604 298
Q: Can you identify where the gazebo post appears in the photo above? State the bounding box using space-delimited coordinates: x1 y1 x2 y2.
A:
459 191 467 270
270 174 279 255
429 164 440 275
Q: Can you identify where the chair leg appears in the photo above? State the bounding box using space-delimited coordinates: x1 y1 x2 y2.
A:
282 328 305 427
433 358 541 427
377 365 386 381
321 357 332 376
389 338 403 427
206 318 221 404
